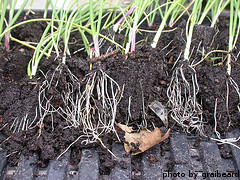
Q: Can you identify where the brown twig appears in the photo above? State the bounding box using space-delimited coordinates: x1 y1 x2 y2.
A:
89 49 120 64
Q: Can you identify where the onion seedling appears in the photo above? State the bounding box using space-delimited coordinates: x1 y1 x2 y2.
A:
184 0 203 61
127 0 153 53
28 0 92 77
168 0 187 27
116 0 154 53
0 0 29 51
4 0 18 51
227 0 240 75
28 0 76 77
113 3 135 32
26 0 123 76
2 17 122 77
167 0 205 136
210 0 230 27
147 0 160 27
89 0 105 57
61 1 83 63
0 0 8 40
151 0 184 48
197 0 220 25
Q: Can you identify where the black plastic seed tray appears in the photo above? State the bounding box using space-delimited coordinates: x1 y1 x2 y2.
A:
0 131 240 180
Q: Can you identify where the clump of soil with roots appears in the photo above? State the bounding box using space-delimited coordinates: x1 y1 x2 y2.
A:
0 17 240 168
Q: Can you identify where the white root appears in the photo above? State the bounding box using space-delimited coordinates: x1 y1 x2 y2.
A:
228 77 240 112
54 69 124 159
210 136 240 150
213 98 221 139
9 62 124 152
211 95 240 150
210 76 240 149
31 65 124 145
167 63 204 135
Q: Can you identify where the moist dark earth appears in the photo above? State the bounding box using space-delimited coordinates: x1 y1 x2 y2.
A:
0 13 240 177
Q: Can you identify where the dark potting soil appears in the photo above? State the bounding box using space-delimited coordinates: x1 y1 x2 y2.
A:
0 13 239 175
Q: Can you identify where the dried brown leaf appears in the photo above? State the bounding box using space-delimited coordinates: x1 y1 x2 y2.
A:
116 123 133 133
117 123 170 155
137 128 170 154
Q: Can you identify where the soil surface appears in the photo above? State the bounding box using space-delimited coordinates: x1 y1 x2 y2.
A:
0 13 239 175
